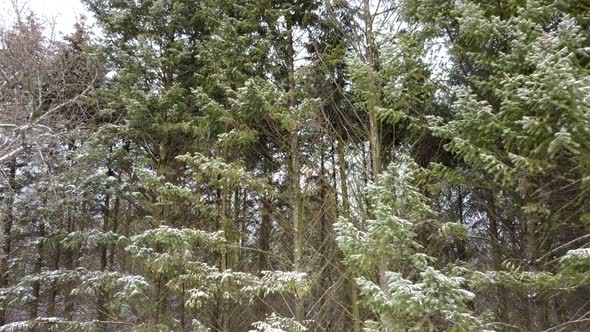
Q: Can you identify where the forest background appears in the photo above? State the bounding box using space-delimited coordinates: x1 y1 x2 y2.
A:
0 0 589 331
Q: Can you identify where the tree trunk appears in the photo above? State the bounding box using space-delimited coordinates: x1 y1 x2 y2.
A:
63 210 75 321
362 2 392 330
257 197 271 321
318 150 329 327
221 189 230 332
97 192 110 326
0 157 16 325
180 283 186 332
29 222 44 329
526 217 544 331
286 20 305 323
338 140 361 332
363 0 381 181
108 197 119 270
290 131 304 323
47 244 60 317
483 190 511 326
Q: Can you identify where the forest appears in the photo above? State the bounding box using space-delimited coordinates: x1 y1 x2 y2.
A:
0 0 589 331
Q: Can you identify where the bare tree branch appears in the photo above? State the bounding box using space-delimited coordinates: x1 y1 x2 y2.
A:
0 146 23 163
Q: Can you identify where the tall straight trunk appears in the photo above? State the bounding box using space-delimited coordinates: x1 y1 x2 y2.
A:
220 189 230 332
108 197 119 270
30 222 44 326
180 283 186 331
338 140 360 332
363 0 381 180
234 188 243 266
286 21 305 323
97 192 110 325
489 207 505 317
0 157 16 325
257 197 271 321
290 130 304 323
155 140 173 326
484 190 510 325
227 188 239 270
318 150 328 325
456 188 467 260
318 147 339 329
524 193 544 331
526 222 543 332
63 211 75 321
362 2 391 330
338 141 350 219
47 244 60 317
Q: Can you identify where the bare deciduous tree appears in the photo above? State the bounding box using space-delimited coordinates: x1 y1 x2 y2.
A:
0 1 98 165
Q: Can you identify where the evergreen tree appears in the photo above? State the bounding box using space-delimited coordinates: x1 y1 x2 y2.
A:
336 155 483 331
1 0 589 331
403 0 590 329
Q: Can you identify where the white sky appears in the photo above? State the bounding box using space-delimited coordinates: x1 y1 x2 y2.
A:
0 0 94 36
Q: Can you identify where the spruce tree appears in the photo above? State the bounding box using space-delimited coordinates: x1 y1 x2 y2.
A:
403 0 590 329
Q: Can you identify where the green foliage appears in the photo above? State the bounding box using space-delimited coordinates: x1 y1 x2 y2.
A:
336 155 482 331
3 0 590 330
403 0 590 329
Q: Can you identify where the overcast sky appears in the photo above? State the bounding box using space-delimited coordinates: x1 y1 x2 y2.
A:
0 0 93 36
